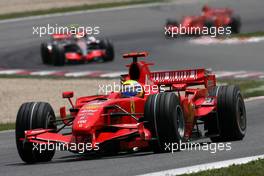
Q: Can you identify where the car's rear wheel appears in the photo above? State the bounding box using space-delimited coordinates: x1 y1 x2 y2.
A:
229 15 241 34
209 85 246 142
40 43 51 64
16 102 57 163
165 19 179 38
101 40 114 62
52 44 65 66
166 19 179 27
204 20 215 36
145 93 185 153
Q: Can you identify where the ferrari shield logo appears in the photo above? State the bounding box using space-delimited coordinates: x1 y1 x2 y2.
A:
130 100 135 113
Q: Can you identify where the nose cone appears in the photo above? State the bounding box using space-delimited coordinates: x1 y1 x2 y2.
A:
72 102 105 134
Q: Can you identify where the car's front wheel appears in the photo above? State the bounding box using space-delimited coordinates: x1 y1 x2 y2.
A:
145 92 185 153
101 40 114 62
229 15 241 34
51 44 65 66
40 42 51 64
16 102 57 163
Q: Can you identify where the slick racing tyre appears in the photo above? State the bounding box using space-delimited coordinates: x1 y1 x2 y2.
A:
40 42 51 65
145 93 185 153
16 102 57 163
209 85 246 142
166 19 179 27
204 20 214 29
101 40 114 62
165 19 179 38
204 20 215 36
229 15 241 34
52 44 65 66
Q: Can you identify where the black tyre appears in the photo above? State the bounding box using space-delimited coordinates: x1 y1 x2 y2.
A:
204 20 214 36
40 43 51 64
145 93 185 153
51 44 65 66
165 19 179 37
99 141 120 156
101 40 114 62
229 15 241 34
166 19 179 27
204 20 214 28
209 85 246 142
16 102 57 163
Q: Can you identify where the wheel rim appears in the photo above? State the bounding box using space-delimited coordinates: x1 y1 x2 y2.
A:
176 106 185 138
236 96 246 132
46 112 56 129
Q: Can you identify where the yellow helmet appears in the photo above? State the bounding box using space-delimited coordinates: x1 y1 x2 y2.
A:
121 80 144 97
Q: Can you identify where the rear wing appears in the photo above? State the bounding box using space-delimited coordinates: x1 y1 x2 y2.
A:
123 52 148 62
150 68 216 89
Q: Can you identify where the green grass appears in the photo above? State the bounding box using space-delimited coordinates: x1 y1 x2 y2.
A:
180 159 264 176
219 79 264 98
0 123 15 131
230 31 264 38
0 0 164 20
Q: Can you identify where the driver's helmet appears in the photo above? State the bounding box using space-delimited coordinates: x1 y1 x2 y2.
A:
74 32 84 39
202 5 210 12
121 80 144 97
87 36 97 43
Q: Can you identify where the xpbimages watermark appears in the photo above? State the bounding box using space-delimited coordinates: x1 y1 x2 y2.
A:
32 24 100 37
164 141 232 154
32 141 100 154
165 25 232 38
98 82 166 95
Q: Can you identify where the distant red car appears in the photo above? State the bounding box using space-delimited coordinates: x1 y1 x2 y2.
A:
165 5 241 37
41 34 114 66
16 52 246 163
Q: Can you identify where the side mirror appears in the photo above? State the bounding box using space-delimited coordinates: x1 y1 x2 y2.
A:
62 91 74 98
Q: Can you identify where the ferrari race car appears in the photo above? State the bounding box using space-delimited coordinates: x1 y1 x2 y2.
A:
40 33 114 66
165 5 241 37
16 52 246 163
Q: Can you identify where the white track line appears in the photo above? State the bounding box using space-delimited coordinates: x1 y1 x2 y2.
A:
190 36 264 45
0 69 25 75
234 72 264 79
245 96 264 102
99 71 127 78
215 71 247 78
30 70 59 76
0 129 14 134
138 154 264 176
65 71 94 77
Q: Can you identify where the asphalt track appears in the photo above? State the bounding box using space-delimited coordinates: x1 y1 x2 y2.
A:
0 0 264 72
0 99 263 176
0 0 264 175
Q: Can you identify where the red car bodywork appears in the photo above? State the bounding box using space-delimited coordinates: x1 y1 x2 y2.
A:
166 6 238 35
49 33 107 62
22 52 217 153
65 50 106 61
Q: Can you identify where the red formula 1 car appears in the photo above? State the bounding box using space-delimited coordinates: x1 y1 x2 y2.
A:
16 52 246 163
165 5 241 37
41 34 114 66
